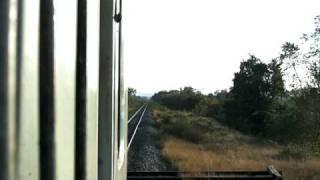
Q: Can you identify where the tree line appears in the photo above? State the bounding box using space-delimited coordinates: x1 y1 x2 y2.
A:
152 15 320 155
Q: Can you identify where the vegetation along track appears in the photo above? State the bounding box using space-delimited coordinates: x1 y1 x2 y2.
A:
127 103 173 172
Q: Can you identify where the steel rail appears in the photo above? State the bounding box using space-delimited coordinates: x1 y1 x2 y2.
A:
128 103 145 124
128 166 283 179
127 104 148 150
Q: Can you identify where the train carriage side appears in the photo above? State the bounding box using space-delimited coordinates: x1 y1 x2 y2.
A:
0 0 127 179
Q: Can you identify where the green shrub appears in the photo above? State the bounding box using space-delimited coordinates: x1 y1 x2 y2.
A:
277 144 311 160
163 120 204 143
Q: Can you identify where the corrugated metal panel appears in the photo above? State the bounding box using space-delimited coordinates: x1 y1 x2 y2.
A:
0 0 125 179
86 0 100 179
53 0 78 178
18 0 40 179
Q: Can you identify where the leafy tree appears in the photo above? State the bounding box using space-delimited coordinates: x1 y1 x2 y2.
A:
225 55 272 135
269 59 285 98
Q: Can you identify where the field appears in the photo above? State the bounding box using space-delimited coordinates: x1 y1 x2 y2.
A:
151 107 320 179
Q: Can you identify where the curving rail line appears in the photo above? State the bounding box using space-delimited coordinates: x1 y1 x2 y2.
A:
127 103 148 150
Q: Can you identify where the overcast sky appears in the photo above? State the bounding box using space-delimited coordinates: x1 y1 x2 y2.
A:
123 0 320 96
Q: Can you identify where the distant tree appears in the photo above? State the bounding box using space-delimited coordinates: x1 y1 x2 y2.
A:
128 88 137 97
302 15 320 89
299 16 320 153
193 96 220 117
309 62 320 89
151 87 202 111
280 42 300 60
179 87 202 110
280 42 303 89
214 89 229 100
275 16 320 153
128 87 145 116
281 16 320 89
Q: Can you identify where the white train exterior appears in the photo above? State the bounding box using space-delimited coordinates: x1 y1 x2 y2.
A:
0 0 127 179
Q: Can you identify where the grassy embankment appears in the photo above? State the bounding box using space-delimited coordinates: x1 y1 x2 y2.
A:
150 103 320 179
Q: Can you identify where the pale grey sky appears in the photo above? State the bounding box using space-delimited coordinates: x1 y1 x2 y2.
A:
123 0 320 95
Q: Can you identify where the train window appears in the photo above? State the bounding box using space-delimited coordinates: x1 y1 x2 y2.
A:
124 0 320 179
1 0 320 179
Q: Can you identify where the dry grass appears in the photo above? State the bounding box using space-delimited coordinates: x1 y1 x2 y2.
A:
163 137 320 179
152 107 320 179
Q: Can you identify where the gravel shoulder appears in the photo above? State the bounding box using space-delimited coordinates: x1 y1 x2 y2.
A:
127 109 174 172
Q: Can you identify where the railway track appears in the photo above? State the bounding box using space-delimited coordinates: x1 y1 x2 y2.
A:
126 103 283 179
128 103 148 149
